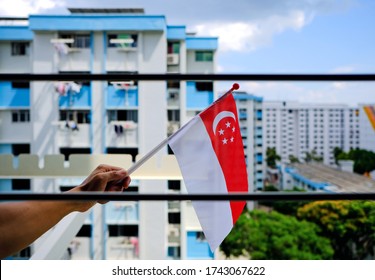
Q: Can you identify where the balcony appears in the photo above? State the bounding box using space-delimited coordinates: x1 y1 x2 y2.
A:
106 121 138 148
106 48 138 72
167 88 180 108
56 121 91 148
168 224 180 245
106 201 139 224
106 83 138 109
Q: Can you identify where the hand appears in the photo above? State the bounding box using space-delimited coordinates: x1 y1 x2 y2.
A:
69 164 131 212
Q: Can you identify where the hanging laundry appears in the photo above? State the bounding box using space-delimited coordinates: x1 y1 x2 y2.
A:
54 82 67 96
53 43 69 55
69 82 81 94
70 122 79 131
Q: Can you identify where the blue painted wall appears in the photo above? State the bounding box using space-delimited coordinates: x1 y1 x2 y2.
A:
186 37 218 50
106 86 138 108
186 231 214 259
186 82 213 109
0 82 30 108
29 15 166 31
59 85 91 108
0 26 33 41
167 26 186 40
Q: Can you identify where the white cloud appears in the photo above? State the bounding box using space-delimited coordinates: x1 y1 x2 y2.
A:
193 10 312 52
0 0 65 16
219 80 375 107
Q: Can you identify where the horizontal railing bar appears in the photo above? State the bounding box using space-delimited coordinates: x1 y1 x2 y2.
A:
0 73 375 82
1 192 375 201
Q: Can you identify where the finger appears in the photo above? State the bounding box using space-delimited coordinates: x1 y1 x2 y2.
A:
122 176 131 189
100 169 129 182
95 164 124 173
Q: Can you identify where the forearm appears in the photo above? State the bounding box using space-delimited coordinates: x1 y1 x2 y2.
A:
0 200 78 259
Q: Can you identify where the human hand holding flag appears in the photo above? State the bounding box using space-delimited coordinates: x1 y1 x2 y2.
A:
128 83 248 252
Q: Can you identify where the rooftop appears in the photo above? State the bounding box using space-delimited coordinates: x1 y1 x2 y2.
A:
289 162 375 193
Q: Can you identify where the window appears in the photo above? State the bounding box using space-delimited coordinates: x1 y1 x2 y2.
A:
11 42 29 56
107 110 138 123
168 42 180 54
195 82 213 91
12 110 30 123
108 34 137 48
12 179 31 191
196 232 207 242
60 34 90 48
195 51 213 62
59 110 91 124
59 147 91 161
168 110 180 122
12 82 30 89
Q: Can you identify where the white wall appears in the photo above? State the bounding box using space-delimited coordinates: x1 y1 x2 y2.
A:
137 31 168 259
0 110 32 143
0 42 31 73
186 50 214 73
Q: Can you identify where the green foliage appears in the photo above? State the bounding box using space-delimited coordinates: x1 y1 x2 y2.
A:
348 149 375 174
298 201 375 259
266 147 281 168
289 155 300 163
304 149 323 163
220 210 333 260
263 185 279 192
333 148 375 174
333 147 344 164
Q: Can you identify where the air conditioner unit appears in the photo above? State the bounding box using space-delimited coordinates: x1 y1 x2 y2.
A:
167 54 179 65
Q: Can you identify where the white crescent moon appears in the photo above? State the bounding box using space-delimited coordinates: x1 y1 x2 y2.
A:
212 111 236 135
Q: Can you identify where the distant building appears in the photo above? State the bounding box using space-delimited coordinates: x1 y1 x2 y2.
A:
233 92 264 191
262 101 360 166
282 162 375 193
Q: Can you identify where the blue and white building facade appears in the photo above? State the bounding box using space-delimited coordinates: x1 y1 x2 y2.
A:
0 9 218 260
233 92 264 192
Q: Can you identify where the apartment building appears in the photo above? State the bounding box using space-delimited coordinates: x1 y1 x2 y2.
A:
262 101 360 166
233 91 264 192
0 8 218 260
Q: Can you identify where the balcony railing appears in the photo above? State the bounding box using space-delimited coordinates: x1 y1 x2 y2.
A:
0 73 374 260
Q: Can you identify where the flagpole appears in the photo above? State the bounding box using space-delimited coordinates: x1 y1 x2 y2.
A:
126 83 240 175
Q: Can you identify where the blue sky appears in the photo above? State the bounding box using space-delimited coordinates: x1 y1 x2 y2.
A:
1 0 374 106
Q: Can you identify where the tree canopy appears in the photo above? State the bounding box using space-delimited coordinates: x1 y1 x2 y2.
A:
333 148 375 174
298 201 375 259
220 210 333 260
265 147 281 168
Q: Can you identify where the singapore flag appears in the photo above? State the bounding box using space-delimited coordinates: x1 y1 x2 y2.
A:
168 91 248 252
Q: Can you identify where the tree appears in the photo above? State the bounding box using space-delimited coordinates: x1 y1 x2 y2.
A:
289 155 300 163
304 149 323 163
333 147 344 164
266 147 281 168
347 149 375 174
333 148 375 175
297 201 375 259
220 210 333 260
